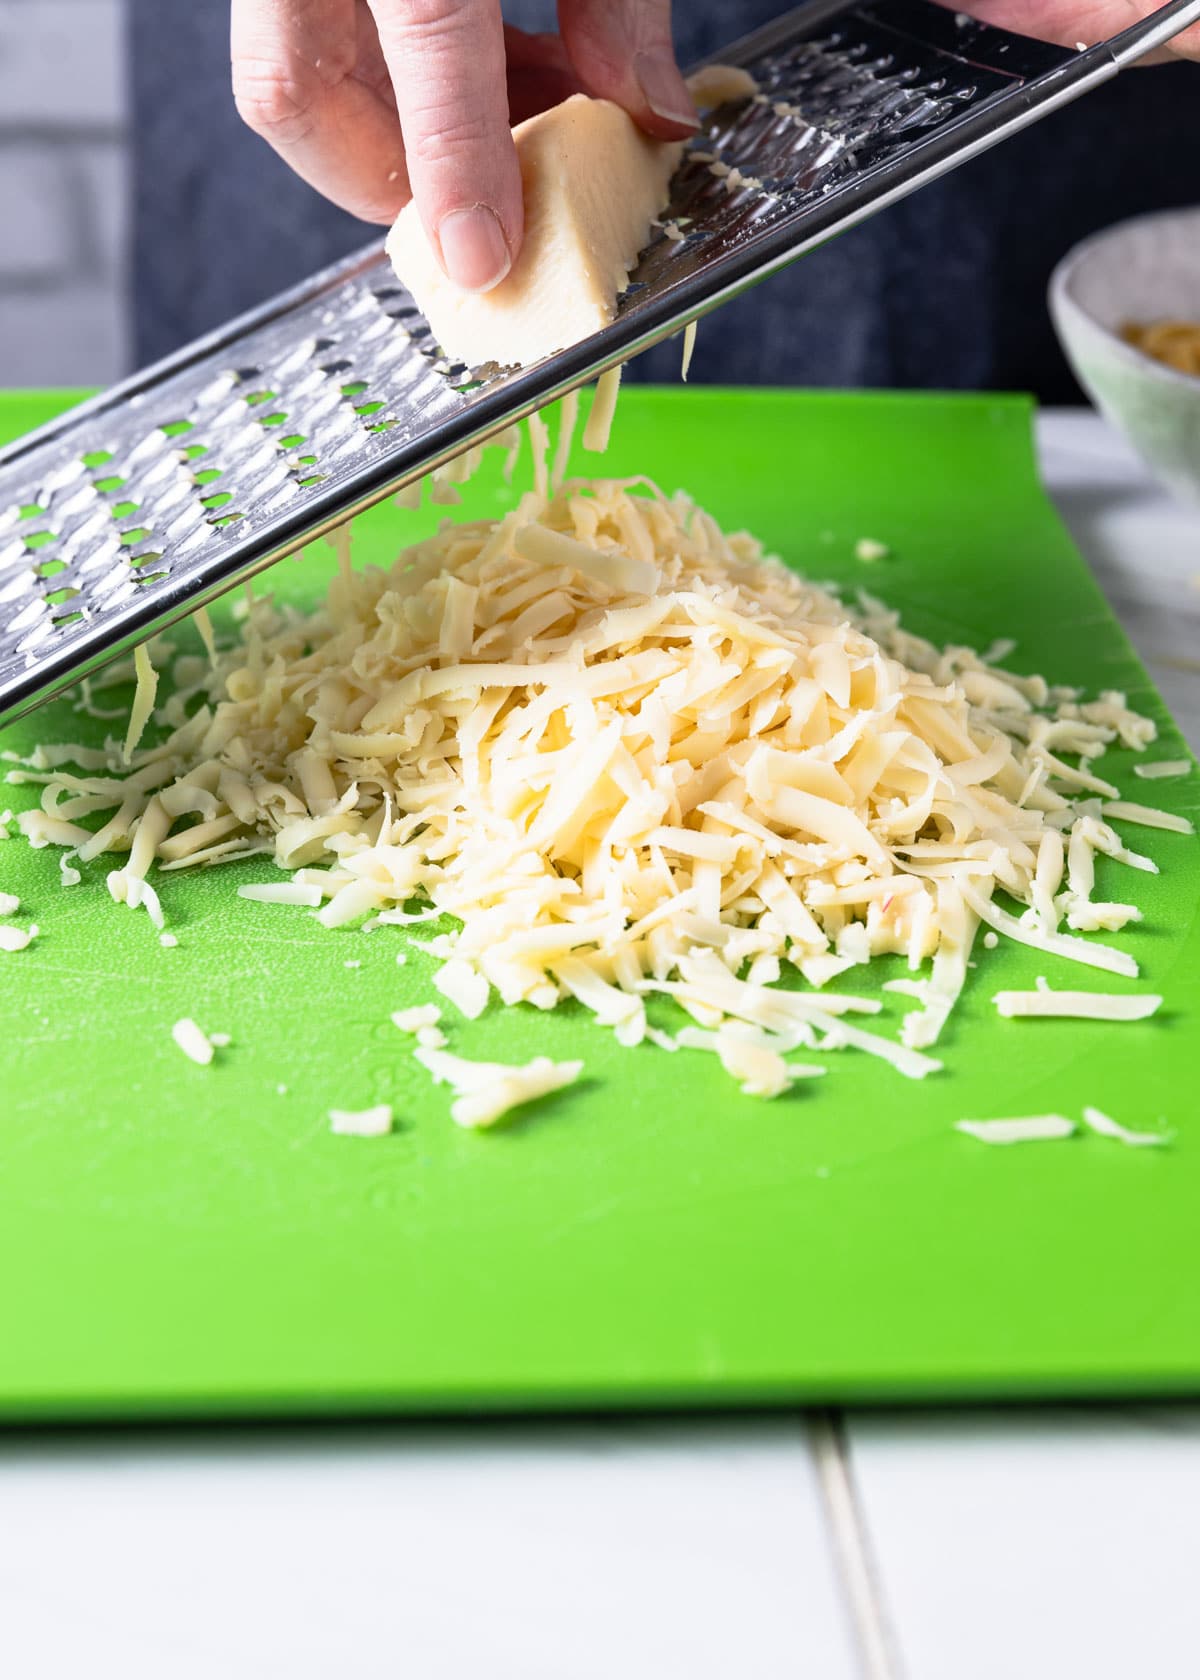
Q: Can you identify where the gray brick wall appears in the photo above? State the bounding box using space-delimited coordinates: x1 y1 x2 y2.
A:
0 0 128 387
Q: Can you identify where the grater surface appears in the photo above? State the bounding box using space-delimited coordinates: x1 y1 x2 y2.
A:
2 0 1198 727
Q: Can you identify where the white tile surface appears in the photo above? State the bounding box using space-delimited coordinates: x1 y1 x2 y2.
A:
71 140 129 285
0 2 129 386
0 147 75 281
0 0 125 130
0 1420 857 1680
845 1408 1200 1680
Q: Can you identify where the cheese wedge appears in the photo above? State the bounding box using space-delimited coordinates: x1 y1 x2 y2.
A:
387 95 683 368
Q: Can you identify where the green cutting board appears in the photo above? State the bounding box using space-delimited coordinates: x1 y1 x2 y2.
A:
1 388 1197 1420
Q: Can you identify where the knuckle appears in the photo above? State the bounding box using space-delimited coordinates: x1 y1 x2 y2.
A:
561 14 625 87
388 0 474 39
408 109 494 170
231 58 316 145
375 0 493 68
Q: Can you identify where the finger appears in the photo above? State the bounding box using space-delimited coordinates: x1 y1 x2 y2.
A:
369 0 522 292
930 3 1200 61
232 0 411 223
558 0 697 136
503 24 582 123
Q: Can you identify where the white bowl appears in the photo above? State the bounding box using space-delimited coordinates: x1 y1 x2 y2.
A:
1049 207 1200 506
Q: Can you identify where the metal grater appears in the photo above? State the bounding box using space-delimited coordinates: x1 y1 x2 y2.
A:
3 0 1198 729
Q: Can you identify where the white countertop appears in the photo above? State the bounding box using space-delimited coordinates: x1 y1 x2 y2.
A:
2 412 1197 1680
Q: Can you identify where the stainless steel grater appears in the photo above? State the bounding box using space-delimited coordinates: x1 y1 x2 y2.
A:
3 0 1198 729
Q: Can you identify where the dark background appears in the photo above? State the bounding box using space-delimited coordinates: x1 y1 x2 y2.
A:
130 0 1197 397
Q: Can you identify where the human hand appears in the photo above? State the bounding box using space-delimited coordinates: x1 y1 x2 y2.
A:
938 2 1200 61
231 1 697 294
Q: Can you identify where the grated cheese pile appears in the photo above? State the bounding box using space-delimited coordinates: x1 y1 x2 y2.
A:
6 418 1190 1102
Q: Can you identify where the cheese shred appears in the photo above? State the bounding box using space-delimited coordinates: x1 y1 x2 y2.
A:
1133 759 1190 780
993 990 1162 1021
1081 1105 1171 1147
681 320 698 383
582 366 622 453
956 1115 1077 1144
122 642 158 764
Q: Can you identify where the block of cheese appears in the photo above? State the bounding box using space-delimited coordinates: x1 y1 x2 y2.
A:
386 95 684 369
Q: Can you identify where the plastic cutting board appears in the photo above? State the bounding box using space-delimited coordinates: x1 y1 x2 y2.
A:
1 387 1197 1421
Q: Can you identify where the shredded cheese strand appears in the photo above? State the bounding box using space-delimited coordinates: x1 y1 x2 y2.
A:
583 366 622 453
956 1116 1077 1144
681 320 698 383
122 642 158 764
993 990 1161 1021
1081 1105 1171 1148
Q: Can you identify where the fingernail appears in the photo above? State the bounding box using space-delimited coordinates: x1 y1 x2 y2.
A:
438 205 512 293
634 49 699 128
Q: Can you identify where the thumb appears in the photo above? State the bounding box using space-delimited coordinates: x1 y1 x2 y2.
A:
558 0 697 137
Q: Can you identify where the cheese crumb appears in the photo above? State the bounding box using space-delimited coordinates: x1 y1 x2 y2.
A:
854 538 890 562
414 1045 583 1129
432 959 489 1020
171 1017 214 1065
0 922 37 952
329 1104 393 1137
391 1004 442 1034
0 891 19 916
715 1025 792 1098
686 63 758 110
159 932 178 948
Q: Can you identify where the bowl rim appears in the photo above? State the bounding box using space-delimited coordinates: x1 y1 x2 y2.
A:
1049 205 1200 396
